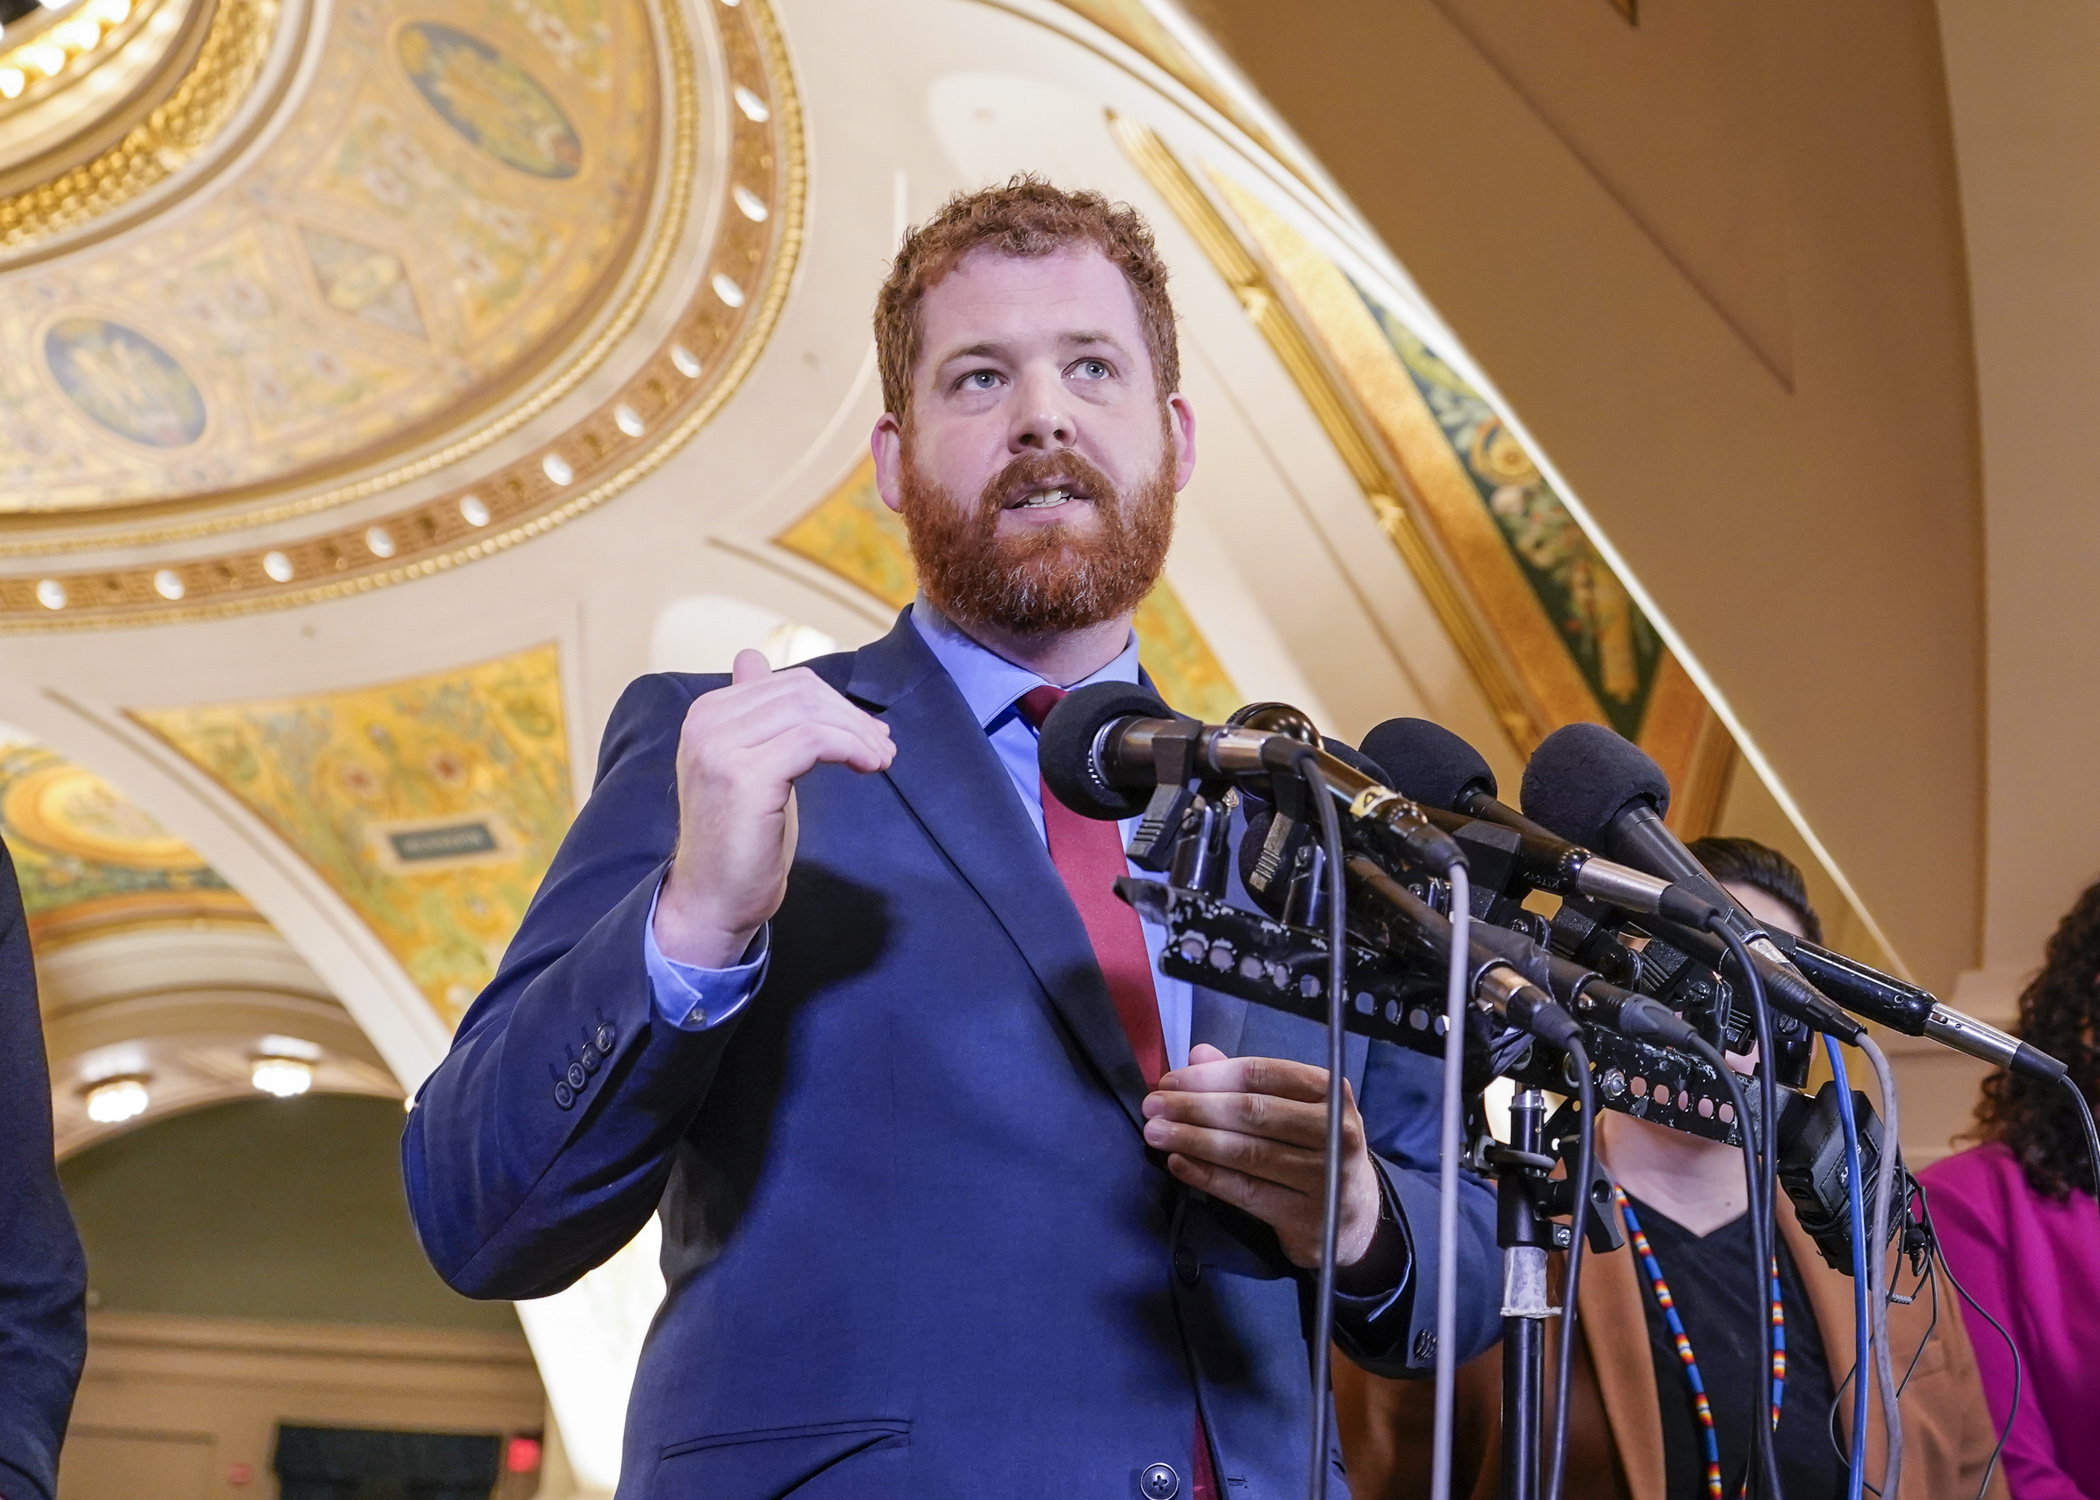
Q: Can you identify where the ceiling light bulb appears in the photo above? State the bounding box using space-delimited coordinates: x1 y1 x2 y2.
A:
84 1077 149 1124
251 1056 313 1098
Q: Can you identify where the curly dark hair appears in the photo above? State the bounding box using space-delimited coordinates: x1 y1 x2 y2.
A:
1972 876 2100 1200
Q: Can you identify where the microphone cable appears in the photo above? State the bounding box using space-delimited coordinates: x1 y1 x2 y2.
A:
1857 1036 1904 1500
1427 863 1471 1500
1710 918 1786 1500
2059 1073 2100 1243
1302 756 1347 1500
1542 1031 1598 1500
1910 1177 2020 1500
1823 1035 1870 1500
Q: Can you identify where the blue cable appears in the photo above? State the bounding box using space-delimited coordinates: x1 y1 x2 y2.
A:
1824 1034 1870 1500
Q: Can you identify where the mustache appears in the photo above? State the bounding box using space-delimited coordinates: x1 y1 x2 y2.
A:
974 449 1120 517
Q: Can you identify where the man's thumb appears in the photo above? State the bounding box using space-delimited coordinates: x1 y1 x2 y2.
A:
731 648 772 685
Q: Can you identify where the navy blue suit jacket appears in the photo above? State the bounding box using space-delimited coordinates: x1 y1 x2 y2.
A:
0 840 86 1500
404 612 1498 1500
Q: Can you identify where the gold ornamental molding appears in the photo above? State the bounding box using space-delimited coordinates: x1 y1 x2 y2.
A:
0 0 284 255
0 0 806 628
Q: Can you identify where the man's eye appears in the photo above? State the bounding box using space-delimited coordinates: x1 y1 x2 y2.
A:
1072 359 1111 380
959 370 1000 390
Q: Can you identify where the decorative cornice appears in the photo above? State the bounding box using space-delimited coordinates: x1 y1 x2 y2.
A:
0 0 805 627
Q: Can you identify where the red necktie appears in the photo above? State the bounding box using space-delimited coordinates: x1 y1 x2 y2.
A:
1018 685 1168 1087
1019 686 1220 1500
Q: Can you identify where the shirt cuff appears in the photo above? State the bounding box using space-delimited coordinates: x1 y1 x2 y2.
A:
642 884 770 1030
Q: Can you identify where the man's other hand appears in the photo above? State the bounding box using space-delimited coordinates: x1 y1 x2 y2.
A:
1141 1043 1383 1271
654 650 894 968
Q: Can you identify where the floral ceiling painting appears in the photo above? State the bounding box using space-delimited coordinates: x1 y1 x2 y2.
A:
131 644 573 1028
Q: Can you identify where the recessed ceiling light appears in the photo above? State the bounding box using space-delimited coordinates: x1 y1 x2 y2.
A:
84 1077 149 1124
251 1057 314 1098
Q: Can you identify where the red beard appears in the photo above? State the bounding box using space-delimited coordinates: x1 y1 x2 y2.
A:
897 443 1175 638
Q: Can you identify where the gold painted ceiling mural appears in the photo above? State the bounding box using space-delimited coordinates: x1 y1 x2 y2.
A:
0 0 658 513
131 643 571 1027
0 0 805 632
0 739 258 947
777 456 1243 723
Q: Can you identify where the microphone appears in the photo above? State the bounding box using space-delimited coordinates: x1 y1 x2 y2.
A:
1037 682 1466 873
1337 849 1700 1051
1358 718 1725 927
1759 928 2067 1084
1518 722 1864 1044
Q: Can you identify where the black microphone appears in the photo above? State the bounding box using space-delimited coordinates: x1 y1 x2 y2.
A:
1759 928 2067 1083
1518 722 1864 1044
1358 718 1725 927
1338 850 1701 1051
1038 682 1466 872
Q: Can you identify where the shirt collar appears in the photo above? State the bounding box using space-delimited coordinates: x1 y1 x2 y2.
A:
909 598 1140 731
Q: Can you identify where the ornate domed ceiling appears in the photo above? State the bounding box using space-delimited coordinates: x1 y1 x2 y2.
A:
0 0 801 626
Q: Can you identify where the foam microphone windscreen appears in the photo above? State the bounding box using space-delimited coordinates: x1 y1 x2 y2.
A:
1357 718 1497 812
1036 681 1176 822
1518 721 1673 849
1318 737 1387 784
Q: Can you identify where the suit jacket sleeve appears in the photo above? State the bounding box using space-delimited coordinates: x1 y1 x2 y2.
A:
0 840 86 1500
1328 1035 1501 1379
403 671 738 1299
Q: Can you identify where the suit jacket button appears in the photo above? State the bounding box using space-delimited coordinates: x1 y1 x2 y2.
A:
579 1043 601 1074
566 1062 588 1091
595 1023 616 1052
1140 1462 1180 1499
1413 1328 1437 1362
1173 1247 1200 1287
554 1081 575 1109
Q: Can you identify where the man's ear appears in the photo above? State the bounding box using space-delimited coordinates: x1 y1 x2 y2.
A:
870 414 906 514
1167 392 1197 493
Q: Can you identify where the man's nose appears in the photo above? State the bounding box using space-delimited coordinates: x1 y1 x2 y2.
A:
1008 365 1076 451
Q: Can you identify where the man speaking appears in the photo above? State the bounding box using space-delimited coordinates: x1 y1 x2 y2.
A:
404 179 1498 1499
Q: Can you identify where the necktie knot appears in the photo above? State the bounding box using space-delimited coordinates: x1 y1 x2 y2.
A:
1016 683 1066 731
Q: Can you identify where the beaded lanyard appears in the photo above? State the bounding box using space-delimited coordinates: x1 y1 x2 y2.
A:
1613 1186 1785 1500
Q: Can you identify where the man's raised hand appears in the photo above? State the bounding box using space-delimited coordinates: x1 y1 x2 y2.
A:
653 649 894 968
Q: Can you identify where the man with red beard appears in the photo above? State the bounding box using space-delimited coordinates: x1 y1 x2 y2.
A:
405 179 1499 1500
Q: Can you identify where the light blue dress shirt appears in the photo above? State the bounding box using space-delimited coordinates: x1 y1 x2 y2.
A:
642 602 1194 1070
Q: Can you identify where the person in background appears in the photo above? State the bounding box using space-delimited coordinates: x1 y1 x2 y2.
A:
0 837 87 1500
1922 876 2100 1499
1333 836 2008 1500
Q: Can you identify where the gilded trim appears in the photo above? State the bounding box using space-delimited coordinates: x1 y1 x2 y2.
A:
0 0 278 253
0 0 806 627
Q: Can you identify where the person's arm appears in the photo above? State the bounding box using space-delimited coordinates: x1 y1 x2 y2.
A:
1927 1170 2080 1500
402 659 893 1299
0 842 86 1500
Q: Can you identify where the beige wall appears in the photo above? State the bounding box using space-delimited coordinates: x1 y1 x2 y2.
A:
62 1314 545 1500
1936 0 2100 1017
1192 0 1986 998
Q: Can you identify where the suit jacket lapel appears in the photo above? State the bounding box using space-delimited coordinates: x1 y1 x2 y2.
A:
846 612 1150 1130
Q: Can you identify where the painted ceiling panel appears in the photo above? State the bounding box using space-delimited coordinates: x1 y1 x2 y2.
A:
130 644 571 1026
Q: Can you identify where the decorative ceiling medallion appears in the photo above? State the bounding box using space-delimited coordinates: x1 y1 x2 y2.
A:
130 642 571 1027
0 0 805 627
0 0 283 254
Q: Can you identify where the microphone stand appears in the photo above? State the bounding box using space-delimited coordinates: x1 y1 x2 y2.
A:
1489 1086 1557 1500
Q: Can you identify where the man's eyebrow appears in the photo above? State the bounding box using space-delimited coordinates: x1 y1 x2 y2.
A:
932 330 1132 366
